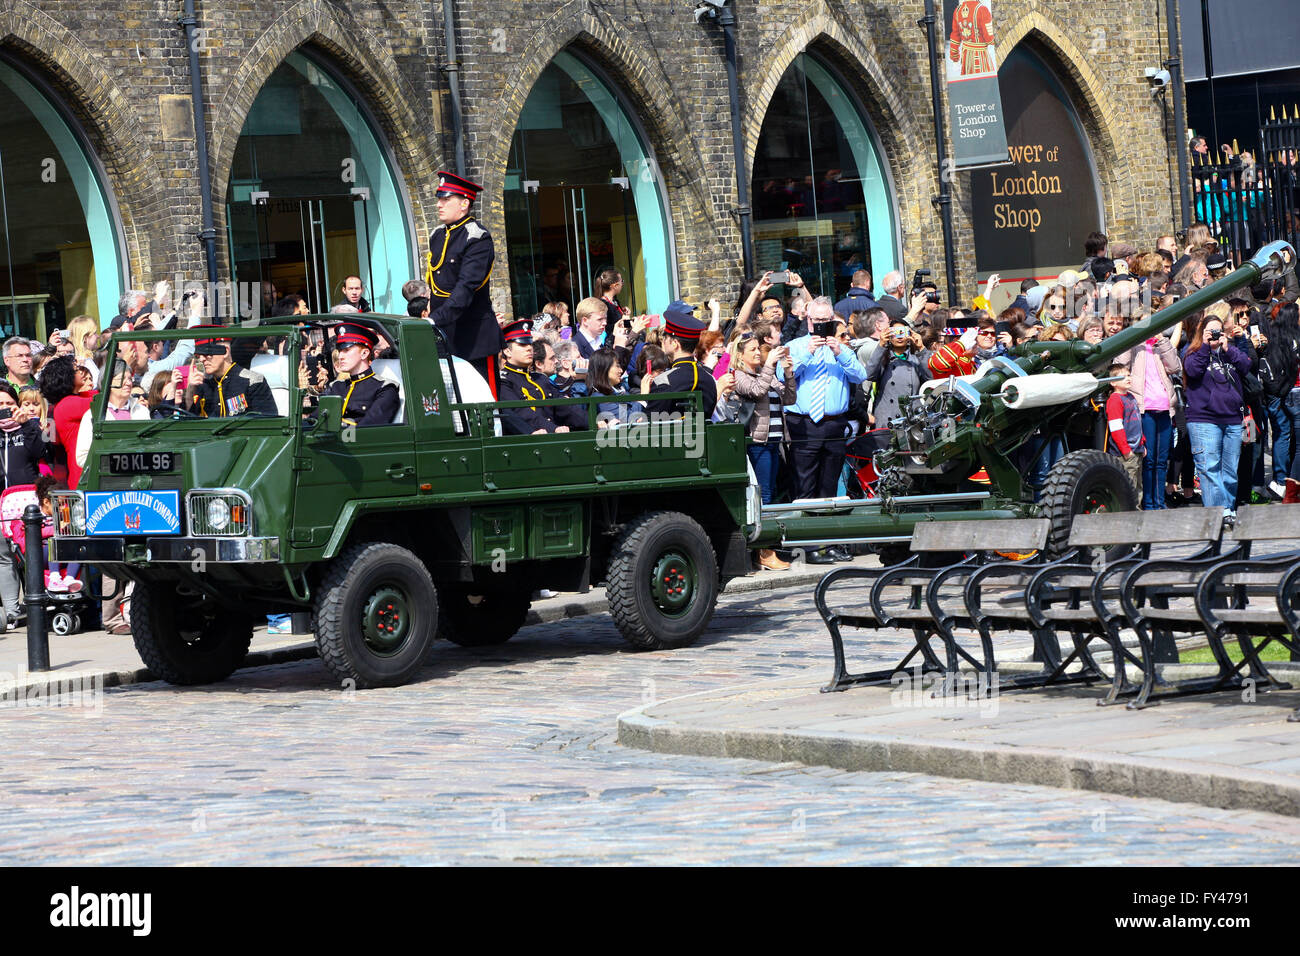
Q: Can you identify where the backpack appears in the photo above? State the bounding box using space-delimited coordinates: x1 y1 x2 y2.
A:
1258 342 1299 400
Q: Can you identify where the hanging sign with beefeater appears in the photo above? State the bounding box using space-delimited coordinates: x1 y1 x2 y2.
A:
943 0 1010 168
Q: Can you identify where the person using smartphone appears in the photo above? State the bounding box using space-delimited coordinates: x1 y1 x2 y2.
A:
778 298 869 564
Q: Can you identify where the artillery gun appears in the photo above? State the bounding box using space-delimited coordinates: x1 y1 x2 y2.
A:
749 240 1297 558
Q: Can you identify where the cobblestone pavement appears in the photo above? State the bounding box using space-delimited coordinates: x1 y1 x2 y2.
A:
4 584 1300 865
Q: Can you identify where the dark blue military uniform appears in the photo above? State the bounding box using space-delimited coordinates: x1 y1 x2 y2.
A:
317 321 399 426
644 301 717 418
323 370 399 427
191 364 278 418
497 363 586 435
645 358 717 418
496 317 585 434
425 172 503 363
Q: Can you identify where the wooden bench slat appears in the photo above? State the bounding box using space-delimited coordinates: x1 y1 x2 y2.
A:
909 518 1049 553
1215 608 1288 624
1069 509 1222 546
1041 607 1101 621
1131 572 1203 586
1231 505 1300 543
1137 607 1202 622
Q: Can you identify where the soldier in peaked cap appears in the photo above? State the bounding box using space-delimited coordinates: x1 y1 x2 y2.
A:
188 328 278 418
317 321 399 427
497 318 587 435
645 301 717 418
425 170 504 394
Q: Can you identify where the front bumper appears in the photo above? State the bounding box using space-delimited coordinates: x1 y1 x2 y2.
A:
51 536 281 564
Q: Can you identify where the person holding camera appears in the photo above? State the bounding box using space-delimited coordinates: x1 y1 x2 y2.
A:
1183 312 1255 515
862 316 930 427
779 298 868 563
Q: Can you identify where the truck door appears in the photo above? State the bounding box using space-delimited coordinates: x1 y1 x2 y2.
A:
289 340 416 552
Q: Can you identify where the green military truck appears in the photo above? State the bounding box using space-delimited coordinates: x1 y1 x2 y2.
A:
52 317 758 688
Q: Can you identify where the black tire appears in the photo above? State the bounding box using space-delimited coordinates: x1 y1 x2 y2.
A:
314 541 438 688
437 585 530 646
130 583 253 685
1040 449 1138 557
51 612 74 636
875 544 912 567
607 510 719 650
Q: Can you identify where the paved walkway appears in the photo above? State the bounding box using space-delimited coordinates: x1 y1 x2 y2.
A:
619 663 1300 818
0 558 845 694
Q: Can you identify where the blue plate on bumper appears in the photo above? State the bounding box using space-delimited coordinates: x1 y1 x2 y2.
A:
84 491 182 536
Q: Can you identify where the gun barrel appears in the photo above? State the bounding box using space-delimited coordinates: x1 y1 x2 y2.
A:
1096 239 1296 362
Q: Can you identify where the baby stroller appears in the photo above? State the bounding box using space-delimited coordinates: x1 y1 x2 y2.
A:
1 484 93 636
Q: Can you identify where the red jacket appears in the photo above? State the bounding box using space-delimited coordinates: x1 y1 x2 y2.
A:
53 391 96 489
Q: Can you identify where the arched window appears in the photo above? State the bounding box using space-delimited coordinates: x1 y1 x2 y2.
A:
0 56 125 336
970 44 1104 282
226 51 415 315
503 50 674 320
752 52 898 301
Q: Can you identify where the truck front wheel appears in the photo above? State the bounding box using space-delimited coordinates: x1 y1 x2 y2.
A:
607 511 719 650
130 584 253 685
314 542 439 688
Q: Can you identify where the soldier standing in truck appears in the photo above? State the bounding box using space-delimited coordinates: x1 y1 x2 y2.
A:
424 171 504 395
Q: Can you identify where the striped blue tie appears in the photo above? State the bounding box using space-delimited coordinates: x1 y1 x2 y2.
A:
808 352 828 423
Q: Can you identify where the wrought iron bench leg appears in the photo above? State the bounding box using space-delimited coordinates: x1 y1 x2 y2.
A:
821 618 947 693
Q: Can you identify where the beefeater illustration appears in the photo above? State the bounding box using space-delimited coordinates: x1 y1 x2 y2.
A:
949 0 996 76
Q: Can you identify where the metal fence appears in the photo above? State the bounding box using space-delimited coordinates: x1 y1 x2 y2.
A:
1188 110 1300 265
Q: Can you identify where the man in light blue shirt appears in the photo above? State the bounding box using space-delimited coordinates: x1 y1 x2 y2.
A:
778 297 867 562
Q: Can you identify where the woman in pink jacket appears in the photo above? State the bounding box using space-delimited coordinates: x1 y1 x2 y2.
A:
1114 330 1181 509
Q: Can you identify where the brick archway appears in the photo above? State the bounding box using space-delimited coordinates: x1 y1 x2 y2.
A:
0 0 163 286
207 0 437 279
978 14 1133 243
474 1 719 304
746 2 934 274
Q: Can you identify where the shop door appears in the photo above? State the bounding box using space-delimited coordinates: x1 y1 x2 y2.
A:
506 179 641 319
227 190 374 317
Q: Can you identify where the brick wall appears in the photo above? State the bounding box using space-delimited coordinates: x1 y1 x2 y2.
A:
0 0 1183 315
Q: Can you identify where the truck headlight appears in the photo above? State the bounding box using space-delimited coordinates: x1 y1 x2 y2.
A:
51 492 85 536
207 498 230 531
187 490 253 536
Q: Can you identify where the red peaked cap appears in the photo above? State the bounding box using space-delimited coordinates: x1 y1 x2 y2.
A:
335 321 379 349
663 300 706 342
503 319 533 344
435 171 483 200
192 325 231 355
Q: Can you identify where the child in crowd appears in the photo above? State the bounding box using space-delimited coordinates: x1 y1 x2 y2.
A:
34 475 82 592
1105 363 1145 502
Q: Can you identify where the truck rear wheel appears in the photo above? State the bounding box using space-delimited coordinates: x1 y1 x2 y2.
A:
1040 449 1137 557
437 586 531 646
314 542 438 688
607 510 719 650
130 584 253 685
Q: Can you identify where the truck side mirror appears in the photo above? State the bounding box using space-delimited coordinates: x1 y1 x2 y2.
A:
310 394 343 443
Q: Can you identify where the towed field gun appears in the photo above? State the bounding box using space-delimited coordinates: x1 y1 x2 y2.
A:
751 240 1298 559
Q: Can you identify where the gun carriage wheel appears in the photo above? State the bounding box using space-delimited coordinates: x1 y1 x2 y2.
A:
1040 449 1137 557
